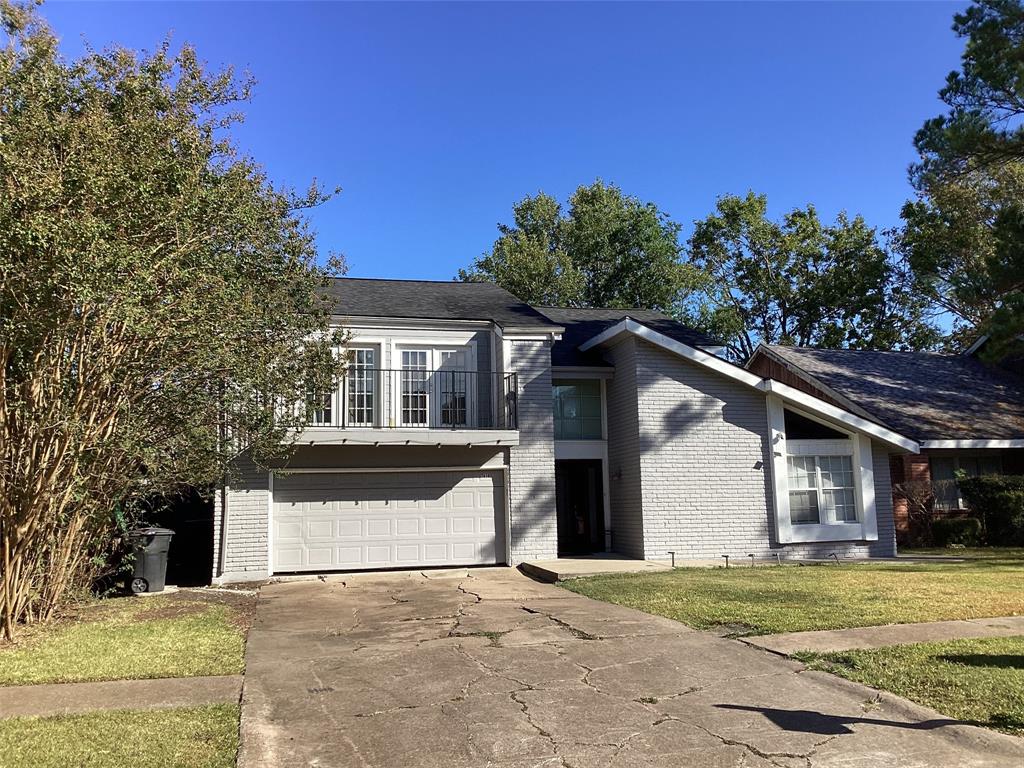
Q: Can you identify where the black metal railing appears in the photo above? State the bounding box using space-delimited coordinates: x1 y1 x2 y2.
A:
307 369 518 430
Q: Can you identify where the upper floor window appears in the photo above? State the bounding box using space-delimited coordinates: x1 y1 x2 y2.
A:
553 379 602 440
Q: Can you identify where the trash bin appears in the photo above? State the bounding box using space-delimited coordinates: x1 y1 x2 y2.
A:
128 527 175 594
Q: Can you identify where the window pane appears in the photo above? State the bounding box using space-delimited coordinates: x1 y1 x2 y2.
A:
979 455 1003 475
552 379 603 440
789 490 820 525
930 457 958 511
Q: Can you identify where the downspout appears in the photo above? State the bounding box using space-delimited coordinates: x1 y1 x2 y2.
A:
216 481 228 579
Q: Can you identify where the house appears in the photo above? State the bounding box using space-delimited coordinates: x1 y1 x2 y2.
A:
212 278 919 583
746 344 1024 541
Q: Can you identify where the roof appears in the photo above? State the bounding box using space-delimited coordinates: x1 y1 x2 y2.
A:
537 306 720 367
326 278 560 329
761 345 1024 441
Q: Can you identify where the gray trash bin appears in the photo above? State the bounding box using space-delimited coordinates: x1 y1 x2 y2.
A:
128 527 175 594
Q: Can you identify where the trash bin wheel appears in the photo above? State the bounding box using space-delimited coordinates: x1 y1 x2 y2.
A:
130 577 149 595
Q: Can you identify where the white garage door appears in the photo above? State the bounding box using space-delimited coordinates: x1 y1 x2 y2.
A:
271 471 505 572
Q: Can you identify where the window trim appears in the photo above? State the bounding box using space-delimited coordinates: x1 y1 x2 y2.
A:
767 396 878 544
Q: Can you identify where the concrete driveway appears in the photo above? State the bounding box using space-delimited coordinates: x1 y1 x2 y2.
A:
240 568 1024 768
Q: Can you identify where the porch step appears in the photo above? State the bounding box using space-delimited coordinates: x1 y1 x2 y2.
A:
519 556 673 582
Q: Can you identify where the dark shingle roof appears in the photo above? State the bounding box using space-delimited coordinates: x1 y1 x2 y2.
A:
538 307 720 367
326 278 560 329
766 345 1024 441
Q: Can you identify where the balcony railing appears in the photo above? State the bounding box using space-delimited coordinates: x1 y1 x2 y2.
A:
306 369 518 431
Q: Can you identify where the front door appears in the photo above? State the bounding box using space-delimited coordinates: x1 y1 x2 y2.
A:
555 460 604 555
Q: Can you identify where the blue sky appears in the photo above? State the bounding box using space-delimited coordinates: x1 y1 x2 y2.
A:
44 1 966 280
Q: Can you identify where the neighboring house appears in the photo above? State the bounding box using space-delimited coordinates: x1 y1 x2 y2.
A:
747 344 1024 541
213 278 919 583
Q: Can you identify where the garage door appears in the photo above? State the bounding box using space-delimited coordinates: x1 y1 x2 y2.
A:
271 470 505 572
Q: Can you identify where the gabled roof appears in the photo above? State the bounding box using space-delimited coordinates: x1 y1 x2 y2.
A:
580 319 918 452
326 278 561 330
538 306 719 367
757 345 1024 442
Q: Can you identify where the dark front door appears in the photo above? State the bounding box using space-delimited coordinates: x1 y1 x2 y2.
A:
555 459 604 554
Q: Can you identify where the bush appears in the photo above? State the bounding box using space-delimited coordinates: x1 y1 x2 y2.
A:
931 516 984 548
957 475 1024 546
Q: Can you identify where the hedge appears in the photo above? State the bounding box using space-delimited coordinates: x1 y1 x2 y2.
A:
957 475 1024 546
931 516 983 548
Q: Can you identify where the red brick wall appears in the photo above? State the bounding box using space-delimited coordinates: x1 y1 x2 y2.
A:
890 453 931 543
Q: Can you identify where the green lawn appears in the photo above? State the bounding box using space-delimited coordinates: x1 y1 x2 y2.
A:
796 636 1024 736
0 595 247 686
561 553 1024 635
0 705 239 768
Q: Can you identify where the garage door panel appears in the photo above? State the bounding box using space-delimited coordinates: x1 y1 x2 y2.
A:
272 471 504 572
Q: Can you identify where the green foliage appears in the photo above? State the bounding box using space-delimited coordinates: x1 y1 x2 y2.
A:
931 516 984 547
459 180 701 311
898 164 1024 351
913 0 1024 184
958 475 1024 545
904 1 1024 356
686 192 939 360
0 1 344 636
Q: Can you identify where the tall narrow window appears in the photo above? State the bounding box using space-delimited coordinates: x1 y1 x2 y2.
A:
438 349 468 427
346 348 376 427
401 350 429 426
787 454 856 525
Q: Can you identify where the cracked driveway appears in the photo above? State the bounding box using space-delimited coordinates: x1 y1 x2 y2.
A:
239 568 1024 767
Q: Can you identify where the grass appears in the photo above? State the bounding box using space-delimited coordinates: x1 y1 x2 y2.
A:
0 595 246 686
0 704 239 768
561 552 1024 635
796 636 1024 736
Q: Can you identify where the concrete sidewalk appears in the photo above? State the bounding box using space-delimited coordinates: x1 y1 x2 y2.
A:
0 675 243 719
744 616 1024 656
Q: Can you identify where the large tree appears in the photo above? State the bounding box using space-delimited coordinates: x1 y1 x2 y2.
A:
904 0 1024 356
459 181 699 311
686 193 939 361
0 3 343 638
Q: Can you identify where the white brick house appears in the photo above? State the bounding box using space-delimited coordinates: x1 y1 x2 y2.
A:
213 278 918 583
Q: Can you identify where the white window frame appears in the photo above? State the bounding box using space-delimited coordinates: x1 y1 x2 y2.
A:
343 346 379 427
767 395 878 544
394 345 478 429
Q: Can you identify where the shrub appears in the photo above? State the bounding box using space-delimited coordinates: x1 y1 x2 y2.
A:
957 475 1024 546
931 516 983 548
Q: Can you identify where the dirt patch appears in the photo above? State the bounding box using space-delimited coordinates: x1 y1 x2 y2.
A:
166 588 258 634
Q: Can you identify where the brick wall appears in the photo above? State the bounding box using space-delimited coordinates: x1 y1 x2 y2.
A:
890 453 931 543
624 339 898 560
212 455 270 583
507 337 558 562
604 337 645 558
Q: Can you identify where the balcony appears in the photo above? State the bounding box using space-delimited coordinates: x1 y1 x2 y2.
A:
299 368 519 446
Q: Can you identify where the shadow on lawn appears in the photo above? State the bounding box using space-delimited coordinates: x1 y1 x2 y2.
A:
940 653 1024 670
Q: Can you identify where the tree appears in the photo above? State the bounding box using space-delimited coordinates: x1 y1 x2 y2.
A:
913 0 1024 184
897 164 1024 351
685 193 939 361
460 181 700 311
902 0 1024 356
0 3 344 639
